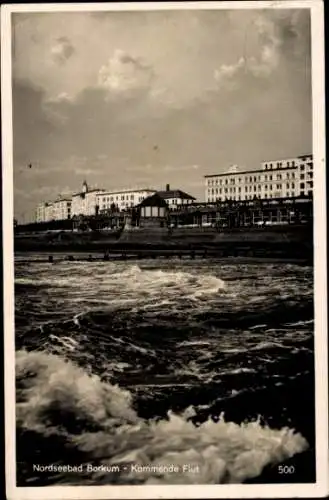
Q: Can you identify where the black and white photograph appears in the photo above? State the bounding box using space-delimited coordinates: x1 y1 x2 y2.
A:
1 1 328 499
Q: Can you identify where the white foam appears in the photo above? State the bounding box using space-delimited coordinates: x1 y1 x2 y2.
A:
16 350 309 484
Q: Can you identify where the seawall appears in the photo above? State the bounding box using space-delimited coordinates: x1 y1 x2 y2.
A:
14 224 313 262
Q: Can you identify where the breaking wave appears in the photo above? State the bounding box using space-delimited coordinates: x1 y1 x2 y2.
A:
16 350 309 485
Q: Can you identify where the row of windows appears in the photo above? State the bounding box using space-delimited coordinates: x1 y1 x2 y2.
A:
208 182 298 194
207 192 297 202
264 161 296 169
207 172 298 186
264 160 312 169
100 195 147 204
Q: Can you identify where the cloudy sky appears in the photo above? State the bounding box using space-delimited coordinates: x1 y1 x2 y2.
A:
12 7 312 222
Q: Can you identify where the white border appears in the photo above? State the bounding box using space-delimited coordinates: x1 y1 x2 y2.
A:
2 1 327 499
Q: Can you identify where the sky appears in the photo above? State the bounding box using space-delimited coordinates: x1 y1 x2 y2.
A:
11 7 312 222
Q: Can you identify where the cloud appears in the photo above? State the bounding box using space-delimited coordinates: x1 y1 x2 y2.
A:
97 49 153 95
50 37 75 65
213 13 285 89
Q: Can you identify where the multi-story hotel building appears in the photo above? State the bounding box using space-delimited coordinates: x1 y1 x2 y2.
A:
205 154 313 203
36 199 72 222
97 188 156 213
52 199 72 220
71 181 105 217
35 202 54 222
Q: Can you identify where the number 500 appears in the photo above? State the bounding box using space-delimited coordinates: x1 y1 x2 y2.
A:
278 465 295 474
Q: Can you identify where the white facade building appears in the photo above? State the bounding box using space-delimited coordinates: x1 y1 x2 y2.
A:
97 189 156 212
52 199 72 220
35 202 54 222
36 203 47 222
36 199 72 222
205 154 313 202
71 181 105 217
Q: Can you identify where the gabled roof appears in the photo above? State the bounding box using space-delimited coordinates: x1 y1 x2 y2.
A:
156 189 196 200
139 193 168 208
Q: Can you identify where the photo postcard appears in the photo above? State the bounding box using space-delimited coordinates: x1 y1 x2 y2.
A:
1 1 328 499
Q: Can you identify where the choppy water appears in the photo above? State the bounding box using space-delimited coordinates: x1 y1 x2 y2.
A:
15 255 315 485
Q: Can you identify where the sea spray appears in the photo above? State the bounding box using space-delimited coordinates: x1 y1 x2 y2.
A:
16 350 309 484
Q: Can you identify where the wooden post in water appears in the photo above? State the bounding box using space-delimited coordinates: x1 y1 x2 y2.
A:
48 255 53 263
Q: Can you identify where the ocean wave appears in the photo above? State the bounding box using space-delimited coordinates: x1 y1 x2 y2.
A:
16 350 308 484
117 265 225 298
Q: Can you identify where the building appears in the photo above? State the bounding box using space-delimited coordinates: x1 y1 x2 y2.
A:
35 202 54 222
36 199 72 222
97 188 156 213
36 202 47 223
205 154 313 202
71 181 105 217
52 198 72 220
156 184 196 210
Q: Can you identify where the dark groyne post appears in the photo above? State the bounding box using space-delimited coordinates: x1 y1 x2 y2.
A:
103 250 110 261
48 255 54 263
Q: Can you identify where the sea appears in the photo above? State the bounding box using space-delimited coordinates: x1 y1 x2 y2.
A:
14 253 315 486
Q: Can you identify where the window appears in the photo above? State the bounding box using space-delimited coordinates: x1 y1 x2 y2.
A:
292 173 295 179
300 183 305 189
287 162 290 167
270 163 273 168
269 175 272 180
292 183 295 189
308 172 313 178
300 174 305 180
287 192 290 197
265 185 268 190
270 184 272 190
292 161 295 167
258 185 261 191
287 183 290 189
265 175 268 181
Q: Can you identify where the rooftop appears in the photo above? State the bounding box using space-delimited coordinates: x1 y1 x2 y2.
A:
156 189 196 200
139 193 169 208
